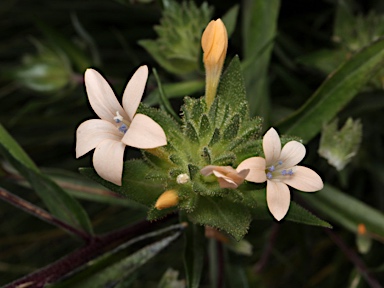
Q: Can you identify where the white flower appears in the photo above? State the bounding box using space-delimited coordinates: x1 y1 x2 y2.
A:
237 128 323 221
200 165 249 189
76 66 167 186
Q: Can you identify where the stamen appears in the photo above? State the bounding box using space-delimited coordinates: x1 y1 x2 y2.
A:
278 160 283 165
268 165 275 172
266 172 273 179
288 169 293 176
118 124 128 134
113 111 123 123
281 170 287 176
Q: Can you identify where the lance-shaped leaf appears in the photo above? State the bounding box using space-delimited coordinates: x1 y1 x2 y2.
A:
0 124 93 235
50 223 186 288
181 215 205 288
301 184 384 237
278 38 384 143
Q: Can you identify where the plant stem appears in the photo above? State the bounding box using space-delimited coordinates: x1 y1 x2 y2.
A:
0 187 91 242
3 217 171 288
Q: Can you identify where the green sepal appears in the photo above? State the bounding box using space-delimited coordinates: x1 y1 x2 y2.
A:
223 114 240 140
199 114 211 139
187 196 252 241
211 152 236 166
215 55 249 120
184 121 199 143
188 164 200 180
208 128 221 147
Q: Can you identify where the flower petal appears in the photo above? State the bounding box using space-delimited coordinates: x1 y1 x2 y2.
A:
200 165 215 176
212 170 238 189
236 157 267 183
283 166 324 192
122 113 167 149
122 65 148 121
76 119 122 158
267 180 291 221
93 139 126 186
84 69 127 122
279 141 306 168
263 128 281 166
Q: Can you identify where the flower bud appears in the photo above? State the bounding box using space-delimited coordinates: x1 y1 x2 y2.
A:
318 118 362 171
201 19 228 107
155 190 179 210
13 41 72 93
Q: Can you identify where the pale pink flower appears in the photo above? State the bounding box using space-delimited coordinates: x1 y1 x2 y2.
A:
237 128 323 221
76 66 167 186
200 165 249 189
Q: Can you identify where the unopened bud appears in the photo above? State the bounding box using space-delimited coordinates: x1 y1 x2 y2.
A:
201 19 228 107
155 190 179 210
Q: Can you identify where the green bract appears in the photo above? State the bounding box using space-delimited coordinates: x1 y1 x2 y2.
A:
81 56 330 240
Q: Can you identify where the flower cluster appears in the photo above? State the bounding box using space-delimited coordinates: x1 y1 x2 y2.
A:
76 18 324 239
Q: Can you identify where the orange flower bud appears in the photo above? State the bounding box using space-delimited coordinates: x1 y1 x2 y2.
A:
201 19 228 107
155 190 179 210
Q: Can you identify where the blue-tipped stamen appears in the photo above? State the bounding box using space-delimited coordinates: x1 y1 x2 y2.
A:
114 111 131 134
267 172 273 179
268 165 275 172
278 160 283 165
118 124 128 134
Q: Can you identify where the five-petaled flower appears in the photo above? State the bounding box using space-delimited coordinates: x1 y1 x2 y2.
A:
76 66 167 186
200 165 249 189
237 128 323 221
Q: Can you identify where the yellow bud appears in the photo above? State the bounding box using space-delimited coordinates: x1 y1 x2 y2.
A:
155 190 179 210
201 19 228 108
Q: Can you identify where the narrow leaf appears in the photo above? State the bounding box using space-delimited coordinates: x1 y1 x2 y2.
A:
242 0 280 118
278 38 384 143
301 184 384 237
181 215 205 288
0 124 93 235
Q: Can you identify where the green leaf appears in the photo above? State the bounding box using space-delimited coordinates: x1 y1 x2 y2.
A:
0 124 93 235
49 223 186 288
80 160 164 207
278 38 384 143
182 215 205 288
301 184 384 237
244 186 331 228
188 197 252 241
242 0 280 119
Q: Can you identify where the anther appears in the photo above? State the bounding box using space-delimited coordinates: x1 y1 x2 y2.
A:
278 161 283 165
268 165 275 172
119 124 128 134
267 172 273 179
114 111 123 123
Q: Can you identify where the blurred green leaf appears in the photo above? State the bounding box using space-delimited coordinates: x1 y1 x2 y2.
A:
35 18 91 72
144 79 205 106
301 184 384 238
222 4 239 38
278 38 384 143
0 124 93 235
242 0 280 119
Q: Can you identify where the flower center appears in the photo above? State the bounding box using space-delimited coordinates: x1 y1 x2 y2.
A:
266 160 294 180
113 111 131 134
